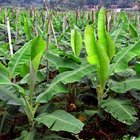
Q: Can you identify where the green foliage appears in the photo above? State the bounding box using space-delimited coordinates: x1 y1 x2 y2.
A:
99 99 137 125
36 110 84 134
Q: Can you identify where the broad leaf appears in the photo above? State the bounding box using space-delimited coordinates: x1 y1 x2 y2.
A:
0 85 25 106
109 40 140 75
0 113 14 134
15 130 36 140
36 110 84 134
99 98 137 125
37 64 97 103
0 69 11 84
0 48 10 60
111 76 140 93
71 29 82 57
44 53 80 69
8 40 32 79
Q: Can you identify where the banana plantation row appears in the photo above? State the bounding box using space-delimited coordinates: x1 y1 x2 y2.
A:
0 6 140 140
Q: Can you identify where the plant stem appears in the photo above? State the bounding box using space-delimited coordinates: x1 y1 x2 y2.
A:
32 104 39 118
30 120 37 131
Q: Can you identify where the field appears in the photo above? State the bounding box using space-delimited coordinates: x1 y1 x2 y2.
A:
0 5 140 140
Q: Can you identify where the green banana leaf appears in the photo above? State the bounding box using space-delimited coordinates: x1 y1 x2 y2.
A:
15 130 36 140
111 76 140 93
98 8 115 60
0 69 11 84
109 40 140 76
44 53 80 69
84 25 109 94
135 62 140 76
0 113 14 134
121 12 129 30
8 40 32 79
0 62 9 72
20 63 30 77
98 8 107 54
106 32 115 60
0 48 10 60
71 29 82 57
99 98 137 125
111 22 124 43
24 17 32 41
30 37 46 101
31 37 46 73
36 64 97 103
0 85 25 106
36 110 84 134
129 23 138 38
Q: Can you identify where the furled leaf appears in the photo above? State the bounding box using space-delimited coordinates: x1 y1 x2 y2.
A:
84 25 109 93
98 8 107 53
84 25 98 62
106 32 115 60
98 8 115 60
31 37 46 73
24 17 31 41
71 29 82 57
111 76 140 93
36 110 84 134
97 44 109 94
99 98 137 125
109 40 140 75
37 64 97 103
129 23 138 38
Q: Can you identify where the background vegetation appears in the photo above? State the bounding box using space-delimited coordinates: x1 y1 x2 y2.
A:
0 0 138 9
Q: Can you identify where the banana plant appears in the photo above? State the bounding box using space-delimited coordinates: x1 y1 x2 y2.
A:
0 36 91 138
84 8 140 125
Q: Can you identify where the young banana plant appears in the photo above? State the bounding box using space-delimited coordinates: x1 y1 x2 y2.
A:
84 8 140 125
0 36 85 138
85 8 115 99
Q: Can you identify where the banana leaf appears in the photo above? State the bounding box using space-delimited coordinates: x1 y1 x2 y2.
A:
0 85 25 106
98 8 115 60
71 29 82 57
99 98 137 125
129 23 138 38
8 40 32 79
111 76 140 93
36 110 84 134
84 25 109 94
36 64 97 103
109 40 140 76
44 53 80 69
